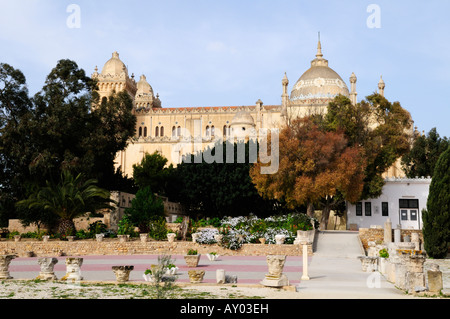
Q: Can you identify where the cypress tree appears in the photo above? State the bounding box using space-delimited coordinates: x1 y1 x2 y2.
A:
422 147 450 258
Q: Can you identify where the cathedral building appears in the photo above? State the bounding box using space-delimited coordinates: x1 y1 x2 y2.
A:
92 40 407 178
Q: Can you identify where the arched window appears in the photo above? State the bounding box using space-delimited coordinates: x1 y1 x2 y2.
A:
160 126 164 137
177 126 181 137
138 127 142 137
211 125 215 137
155 126 159 137
172 126 176 137
223 125 227 137
143 127 147 137
206 125 210 137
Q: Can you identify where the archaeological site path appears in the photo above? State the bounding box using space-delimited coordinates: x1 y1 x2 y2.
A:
7 231 446 298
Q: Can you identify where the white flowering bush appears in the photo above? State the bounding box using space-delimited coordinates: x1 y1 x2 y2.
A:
191 213 318 250
195 228 219 244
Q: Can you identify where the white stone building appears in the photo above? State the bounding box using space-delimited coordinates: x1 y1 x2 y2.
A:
347 177 431 230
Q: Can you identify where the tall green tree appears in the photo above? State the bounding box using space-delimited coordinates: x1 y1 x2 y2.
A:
176 140 282 219
422 147 450 259
132 151 176 196
16 170 114 235
0 60 136 225
401 127 449 178
124 186 165 233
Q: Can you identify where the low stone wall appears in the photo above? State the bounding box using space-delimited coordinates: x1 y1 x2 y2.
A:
359 228 423 250
0 239 311 257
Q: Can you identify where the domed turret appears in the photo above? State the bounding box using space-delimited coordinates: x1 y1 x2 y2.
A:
101 51 128 77
290 40 349 106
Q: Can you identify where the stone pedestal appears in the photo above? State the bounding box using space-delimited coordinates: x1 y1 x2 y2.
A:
261 255 289 287
62 257 83 282
14 235 21 242
96 234 104 242
275 235 286 245
214 234 223 243
36 257 59 281
140 233 148 242
167 233 176 243
427 264 443 294
118 235 129 242
188 270 205 283
411 232 420 251
358 256 378 272
42 236 50 242
112 265 134 282
384 218 392 243
0 255 15 279
216 269 226 284
191 233 200 243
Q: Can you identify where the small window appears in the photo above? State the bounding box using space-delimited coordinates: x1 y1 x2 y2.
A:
172 126 176 137
356 202 362 216
177 126 181 137
410 210 418 221
138 127 142 137
155 126 159 137
401 209 408 221
365 202 372 216
160 126 164 137
206 126 210 137
143 127 147 137
382 202 389 217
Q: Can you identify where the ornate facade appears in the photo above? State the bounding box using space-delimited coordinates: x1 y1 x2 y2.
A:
92 42 408 178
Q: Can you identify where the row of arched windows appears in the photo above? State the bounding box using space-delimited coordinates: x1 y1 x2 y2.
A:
138 124 233 138
138 126 165 137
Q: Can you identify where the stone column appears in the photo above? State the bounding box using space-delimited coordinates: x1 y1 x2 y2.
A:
301 243 310 280
427 264 443 294
62 257 83 282
261 255 289 287
0 255 15 279
394 227 401 243
112 265 134 283
384 218 392 243
36 257 59 281
411 232 420 251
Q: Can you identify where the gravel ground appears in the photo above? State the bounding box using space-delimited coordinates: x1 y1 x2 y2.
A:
0 280 297 299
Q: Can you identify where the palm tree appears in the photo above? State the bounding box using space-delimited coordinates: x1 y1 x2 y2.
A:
17 170 115 236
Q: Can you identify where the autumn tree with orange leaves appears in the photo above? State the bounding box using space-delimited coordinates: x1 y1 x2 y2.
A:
250 117 366 230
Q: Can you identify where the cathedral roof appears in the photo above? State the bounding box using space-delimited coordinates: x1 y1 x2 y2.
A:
290 41 349 105
101 51 128 77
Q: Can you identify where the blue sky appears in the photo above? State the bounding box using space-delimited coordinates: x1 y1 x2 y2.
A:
1 0 449 138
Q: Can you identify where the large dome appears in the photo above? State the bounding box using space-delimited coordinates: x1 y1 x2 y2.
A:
101 51 128 76
290 41 349 105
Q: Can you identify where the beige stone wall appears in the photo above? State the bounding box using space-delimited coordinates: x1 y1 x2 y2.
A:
358 228 423 250
8 216 108 234
0 240 311 257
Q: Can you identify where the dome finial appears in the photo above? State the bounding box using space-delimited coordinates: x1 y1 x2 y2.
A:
316 32 323 58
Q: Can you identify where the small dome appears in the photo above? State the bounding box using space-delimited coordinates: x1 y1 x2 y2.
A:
290 41 349 104
136 75 154 96
101 51 128 76
231 111 255 126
